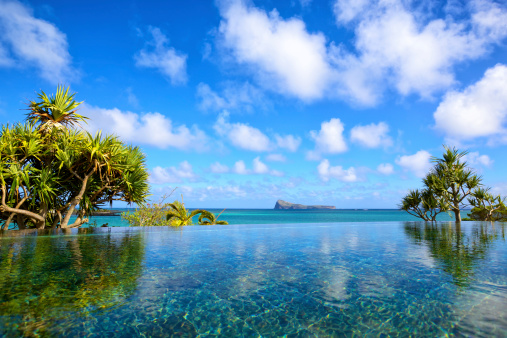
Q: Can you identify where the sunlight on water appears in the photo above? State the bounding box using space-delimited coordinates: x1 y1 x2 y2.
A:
0 222 506 337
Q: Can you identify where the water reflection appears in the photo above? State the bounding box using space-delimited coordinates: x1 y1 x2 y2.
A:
0 228 145 337
404 221 506 287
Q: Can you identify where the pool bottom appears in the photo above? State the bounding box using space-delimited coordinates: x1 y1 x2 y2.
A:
0 222 506 337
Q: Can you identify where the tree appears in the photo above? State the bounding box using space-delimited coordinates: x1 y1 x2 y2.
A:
401 146 483 223
27 85 88 131
467 188 507 221
165 199 204 226
198 209 229 225
0 88 149 230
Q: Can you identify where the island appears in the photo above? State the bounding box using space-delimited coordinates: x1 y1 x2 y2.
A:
274 200 336 210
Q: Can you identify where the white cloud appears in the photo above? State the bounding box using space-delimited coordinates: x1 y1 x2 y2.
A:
215 0 507 106
210 162 229 173
434 64 507 142
330 0 507 104
232 157 283 176
150 161 197 184
253 156 269 174
81 104 207 150
135 26 187 85
196 82 265 112
275 134 301 152
395 150 432 178
232 160 249 174
350 122 392 148
377 163 394 175
0 0 76 83
266 153 286 162
317 159 360 182
214 111 272 151
218 1 332 101
463 151 493 167
308 118 347 159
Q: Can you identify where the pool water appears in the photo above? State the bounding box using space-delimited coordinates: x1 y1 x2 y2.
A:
0 222 506 337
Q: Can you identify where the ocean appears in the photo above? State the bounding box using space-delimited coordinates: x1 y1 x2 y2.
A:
85 208 471 227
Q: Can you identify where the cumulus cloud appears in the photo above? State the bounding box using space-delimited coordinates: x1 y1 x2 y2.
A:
214 0 507 106
232 157 283 176
463 151 493 167
317 159 360 182
350 122 392 148
395 150 432 178
196 82 266 112
214 111 271 151
135 26 187 85
81 104 207 150
275 134 301 152
150 161 197 184
217 1 332 101
330 0 507 103
308 118 347 159
434 64 507 143
0 0 77 83
377 163 394 175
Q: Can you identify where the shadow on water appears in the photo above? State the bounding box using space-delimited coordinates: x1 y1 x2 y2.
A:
0 228 145 337
403 221 506 287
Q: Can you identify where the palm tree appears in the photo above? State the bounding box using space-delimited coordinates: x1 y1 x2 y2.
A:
198 209 228 225
27 85 87 131
165 200 203 226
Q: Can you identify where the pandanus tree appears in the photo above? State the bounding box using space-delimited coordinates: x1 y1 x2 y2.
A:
468 188 506 221
401 146 485 223
27 85 88 131
0 87 149 230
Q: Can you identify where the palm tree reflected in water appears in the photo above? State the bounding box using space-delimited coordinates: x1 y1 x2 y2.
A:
404 221 505 287
0 228 145 337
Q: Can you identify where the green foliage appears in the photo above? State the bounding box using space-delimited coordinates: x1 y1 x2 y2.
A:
27 85 88 131
467 188 507 221
400 146 493 223
122 195 229 227
121 195 176 227
198 209 229 225
166 199 204 226
0 87 149 230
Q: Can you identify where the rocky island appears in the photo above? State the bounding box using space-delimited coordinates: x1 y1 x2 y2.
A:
274 200 336 210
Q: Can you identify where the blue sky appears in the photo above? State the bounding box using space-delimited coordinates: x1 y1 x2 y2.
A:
0 0 507 208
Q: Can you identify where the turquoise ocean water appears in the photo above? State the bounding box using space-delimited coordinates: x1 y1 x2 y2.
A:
85 208 471 227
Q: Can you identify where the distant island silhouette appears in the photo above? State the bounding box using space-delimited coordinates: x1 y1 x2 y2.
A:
274 200 336 210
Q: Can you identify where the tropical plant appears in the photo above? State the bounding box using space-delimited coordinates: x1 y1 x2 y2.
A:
467 188 507 221
121 193 177 227
400 146 486 223
0 88 149 230
165 199 204 226
198 209 228 225
27 85 87 131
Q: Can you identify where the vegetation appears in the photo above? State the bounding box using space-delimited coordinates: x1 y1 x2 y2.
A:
122 194 229 227
404 222 505 287
166 199 204 226
0 87 149 230
121 194 177 227
198 209 228 225
0 229 144 336
400 146 503 223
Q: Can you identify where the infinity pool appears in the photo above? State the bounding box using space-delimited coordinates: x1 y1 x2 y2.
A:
0 222 506 337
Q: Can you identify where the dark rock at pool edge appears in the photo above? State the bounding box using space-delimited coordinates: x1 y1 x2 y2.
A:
274 199 336 210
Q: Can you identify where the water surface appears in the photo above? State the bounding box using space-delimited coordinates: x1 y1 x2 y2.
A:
0 222 505 337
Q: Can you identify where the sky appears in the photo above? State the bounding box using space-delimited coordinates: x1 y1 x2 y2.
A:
0 0 506 208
